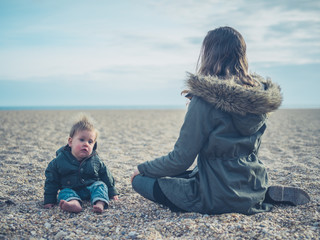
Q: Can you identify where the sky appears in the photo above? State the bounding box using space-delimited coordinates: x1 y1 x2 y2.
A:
0 0 319 108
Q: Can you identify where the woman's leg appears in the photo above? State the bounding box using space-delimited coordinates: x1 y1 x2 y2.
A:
132 175 157 201
132 175 185 212
153 180 186 212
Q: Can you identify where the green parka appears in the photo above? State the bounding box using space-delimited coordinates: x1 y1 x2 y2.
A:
44 145 118 205
138 73 282 215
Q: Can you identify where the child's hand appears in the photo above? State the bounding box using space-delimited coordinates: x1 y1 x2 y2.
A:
112 195 119 201
44 203 54 209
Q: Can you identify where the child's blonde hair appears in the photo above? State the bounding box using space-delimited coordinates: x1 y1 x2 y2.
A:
69 113 98 141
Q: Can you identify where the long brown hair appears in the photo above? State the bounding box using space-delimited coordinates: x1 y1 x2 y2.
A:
197 26 257 87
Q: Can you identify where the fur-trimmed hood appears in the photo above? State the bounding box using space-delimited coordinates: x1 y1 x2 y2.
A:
186 73 282 116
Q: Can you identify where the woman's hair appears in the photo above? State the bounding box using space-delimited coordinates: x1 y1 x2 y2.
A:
69 113 98 141
197 26 257 87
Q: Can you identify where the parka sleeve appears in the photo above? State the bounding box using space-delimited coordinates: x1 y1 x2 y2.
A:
44 159 61 204
99 162 119 197
138 96 214 178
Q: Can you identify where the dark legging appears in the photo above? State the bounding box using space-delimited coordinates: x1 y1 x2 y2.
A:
132 175 310 213
132 175 185 212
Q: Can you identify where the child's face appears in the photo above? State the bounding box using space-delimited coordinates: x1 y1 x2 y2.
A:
68 130 96 161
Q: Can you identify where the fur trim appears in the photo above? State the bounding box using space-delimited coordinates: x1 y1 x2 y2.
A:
186 73 282 115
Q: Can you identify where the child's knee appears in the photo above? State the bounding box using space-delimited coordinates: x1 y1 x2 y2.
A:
58 188 81 202
91 181 107 189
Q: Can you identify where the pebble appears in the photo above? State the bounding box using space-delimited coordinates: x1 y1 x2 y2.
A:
0 110 319 239
44 222 51 229
54 231 66 240
128 231 138 238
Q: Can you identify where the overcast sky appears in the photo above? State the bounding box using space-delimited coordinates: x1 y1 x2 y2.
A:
0 0 319 108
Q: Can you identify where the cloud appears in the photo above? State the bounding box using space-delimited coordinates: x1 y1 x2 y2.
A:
0 0 319 94
146 0 320 66
0 0 319 108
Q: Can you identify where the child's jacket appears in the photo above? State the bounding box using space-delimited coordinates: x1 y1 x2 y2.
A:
44 145 118 205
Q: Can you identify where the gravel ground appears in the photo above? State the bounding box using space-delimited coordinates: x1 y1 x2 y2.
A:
0 109 319 239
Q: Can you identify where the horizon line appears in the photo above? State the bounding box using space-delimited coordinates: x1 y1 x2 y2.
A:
0 104 320 111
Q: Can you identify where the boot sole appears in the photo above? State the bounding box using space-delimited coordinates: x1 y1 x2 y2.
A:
268 186 310 206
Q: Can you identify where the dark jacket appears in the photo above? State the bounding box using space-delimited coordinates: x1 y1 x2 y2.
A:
138 73 282 215
44 145 118 205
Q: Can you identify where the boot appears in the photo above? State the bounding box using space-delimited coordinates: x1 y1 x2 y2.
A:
266 186 310 206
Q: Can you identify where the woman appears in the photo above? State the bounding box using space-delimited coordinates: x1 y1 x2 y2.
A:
131 26 310 215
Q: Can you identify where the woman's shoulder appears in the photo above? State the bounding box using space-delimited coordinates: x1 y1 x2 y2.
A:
189 95 214 110
188 96 228 121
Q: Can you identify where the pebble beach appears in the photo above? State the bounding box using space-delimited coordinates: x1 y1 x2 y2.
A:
0 108 319 239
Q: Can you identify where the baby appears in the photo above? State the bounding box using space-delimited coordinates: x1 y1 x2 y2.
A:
44 114 119 213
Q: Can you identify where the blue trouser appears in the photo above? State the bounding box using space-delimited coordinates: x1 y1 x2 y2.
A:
58 181 109 208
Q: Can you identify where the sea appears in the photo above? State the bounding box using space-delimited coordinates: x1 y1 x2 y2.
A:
0 104 319 111
0 105 187 111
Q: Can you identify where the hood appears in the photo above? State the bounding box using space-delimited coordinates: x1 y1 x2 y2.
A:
186 73 282 135
186 73 282 116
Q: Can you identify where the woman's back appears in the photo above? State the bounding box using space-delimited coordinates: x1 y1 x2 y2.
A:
132 26 309 215
153 71 281 214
